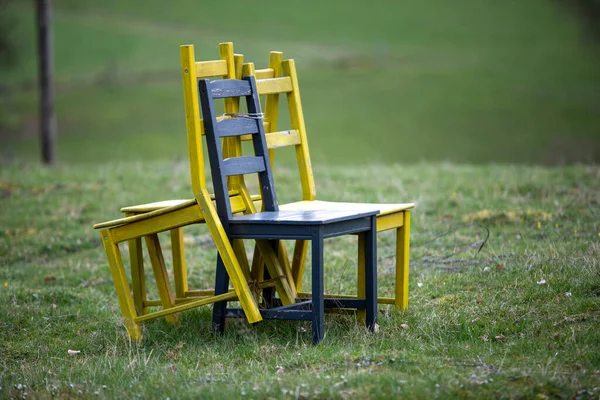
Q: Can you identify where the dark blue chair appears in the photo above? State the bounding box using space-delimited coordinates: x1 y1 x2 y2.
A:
199 76 379 343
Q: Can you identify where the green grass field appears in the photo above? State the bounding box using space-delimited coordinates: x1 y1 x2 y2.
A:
1 0 599 164
1 1 599 398
1 162 599 398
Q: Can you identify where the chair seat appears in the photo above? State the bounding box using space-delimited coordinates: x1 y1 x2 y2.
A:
231 209 379 225
120 199 195 214
279 200 415 216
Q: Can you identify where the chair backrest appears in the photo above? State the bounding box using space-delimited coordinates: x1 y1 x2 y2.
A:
199 76 278 226
236 55 317 202
180 42 246 198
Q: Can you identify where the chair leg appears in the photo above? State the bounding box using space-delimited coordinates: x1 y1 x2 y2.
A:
100 230 142 341
396 210 410 311
311 229 324 344
365 217 378 331
212 254 230 334
170 228 188 300
292 240 309 291
128 237 147 315
357 233 366 323
144 234 178 325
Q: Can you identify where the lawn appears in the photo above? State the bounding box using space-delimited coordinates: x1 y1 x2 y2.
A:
1 1 599 398
1 161 599 398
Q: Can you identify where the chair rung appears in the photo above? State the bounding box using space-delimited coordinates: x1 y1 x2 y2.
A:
217 117 259 137
222 156 266 176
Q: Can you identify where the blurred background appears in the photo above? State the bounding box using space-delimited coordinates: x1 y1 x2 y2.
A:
0 0 599 165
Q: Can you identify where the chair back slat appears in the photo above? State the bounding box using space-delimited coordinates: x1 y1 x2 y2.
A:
209 79 252 99
199 76 279 225
217 117 260 138
196 60 228 78
222 156 266 176
256 77 293 95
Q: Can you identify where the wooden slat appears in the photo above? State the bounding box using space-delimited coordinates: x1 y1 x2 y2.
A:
210 79 251 99
222 155 266 176
240 122 271 141
217 117 259 137
135 291 238 323
195 60 228 78
256 77 293 95
254 68 275 80
266 130 301 148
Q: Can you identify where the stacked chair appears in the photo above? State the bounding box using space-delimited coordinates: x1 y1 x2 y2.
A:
94 42 414 343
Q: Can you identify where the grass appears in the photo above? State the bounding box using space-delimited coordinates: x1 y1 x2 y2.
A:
1 161 599 398
1 0 600 164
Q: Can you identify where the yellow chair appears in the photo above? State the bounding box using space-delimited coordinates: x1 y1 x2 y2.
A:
93 43 297 340
241 53 415 311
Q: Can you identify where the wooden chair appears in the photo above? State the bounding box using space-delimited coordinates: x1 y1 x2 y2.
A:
238 53 414 314
92 44 297 340
118 43 274 315
199 75 379 343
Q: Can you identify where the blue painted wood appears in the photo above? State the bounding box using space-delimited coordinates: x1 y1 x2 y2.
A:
212 255 229 334
230 209 377 225
209 79 252 99
222 155 266 176
217 117 259 138
225 308 313 321
312 226 325 344
365 217 378 331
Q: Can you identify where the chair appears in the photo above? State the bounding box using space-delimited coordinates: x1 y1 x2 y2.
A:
239 53 414 314
199 75 380 343
92 44 297 340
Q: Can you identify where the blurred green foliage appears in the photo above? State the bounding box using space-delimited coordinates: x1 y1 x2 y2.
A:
0 0 599 164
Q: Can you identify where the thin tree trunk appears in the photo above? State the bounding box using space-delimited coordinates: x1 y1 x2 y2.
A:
37 0 56 164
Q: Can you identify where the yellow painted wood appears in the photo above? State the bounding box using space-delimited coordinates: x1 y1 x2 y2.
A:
376 211 404 232
100 229 142 340
265 51 284 164
255 240 296 304
128 236 147 315
135 291 237 323
144 233 178 324
234 54 244 79
181 45 206 198
254 68 275 80
265 130 301 148
282 60 316 201
195 59 228 78
143 299 162 307
396 210 410 310
291 239 309 291
232 239 252 282
170 228 188 299
241 62 254 78
112 204 202 243
197 188 262 323
256 77 293 95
